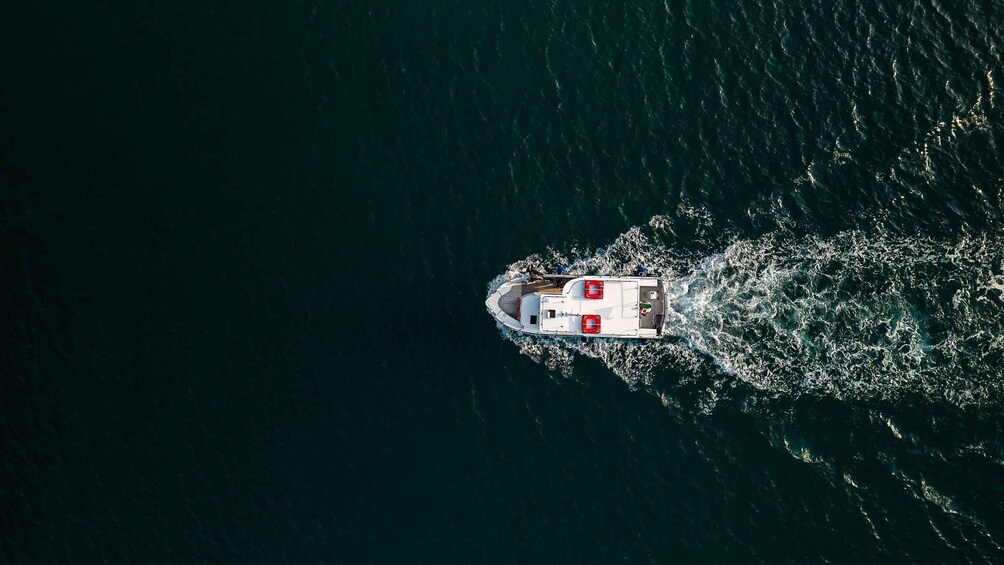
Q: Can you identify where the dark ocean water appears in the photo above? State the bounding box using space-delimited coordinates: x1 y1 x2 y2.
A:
4 0 1004 562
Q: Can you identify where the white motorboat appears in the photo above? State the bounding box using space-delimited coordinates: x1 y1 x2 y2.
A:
486 272 666 339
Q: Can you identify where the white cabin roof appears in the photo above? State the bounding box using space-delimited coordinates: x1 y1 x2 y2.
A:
538 278 642 337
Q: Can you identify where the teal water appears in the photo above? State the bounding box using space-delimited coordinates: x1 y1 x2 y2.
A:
4 0 1004 562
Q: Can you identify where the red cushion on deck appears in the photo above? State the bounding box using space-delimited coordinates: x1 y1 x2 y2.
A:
584 280 604 299
581 314 601 334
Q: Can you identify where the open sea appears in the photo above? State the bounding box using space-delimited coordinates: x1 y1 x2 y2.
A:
4 0 1004 562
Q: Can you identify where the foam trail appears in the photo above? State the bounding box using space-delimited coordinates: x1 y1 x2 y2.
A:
489 222 1004 408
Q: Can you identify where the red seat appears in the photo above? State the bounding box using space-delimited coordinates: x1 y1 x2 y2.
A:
584 280 604 299
581 315 601 334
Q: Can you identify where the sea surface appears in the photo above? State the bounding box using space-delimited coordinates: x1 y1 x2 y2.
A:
4 0 1004 562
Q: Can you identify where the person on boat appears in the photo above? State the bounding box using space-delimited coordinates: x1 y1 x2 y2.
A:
554 264 569 286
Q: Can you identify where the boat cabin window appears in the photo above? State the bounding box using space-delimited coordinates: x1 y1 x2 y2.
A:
529 315 538 325
547 310 556 319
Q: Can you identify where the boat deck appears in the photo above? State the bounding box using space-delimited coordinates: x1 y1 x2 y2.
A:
498 280 564 318
639 297 665 333
498 276 666 337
